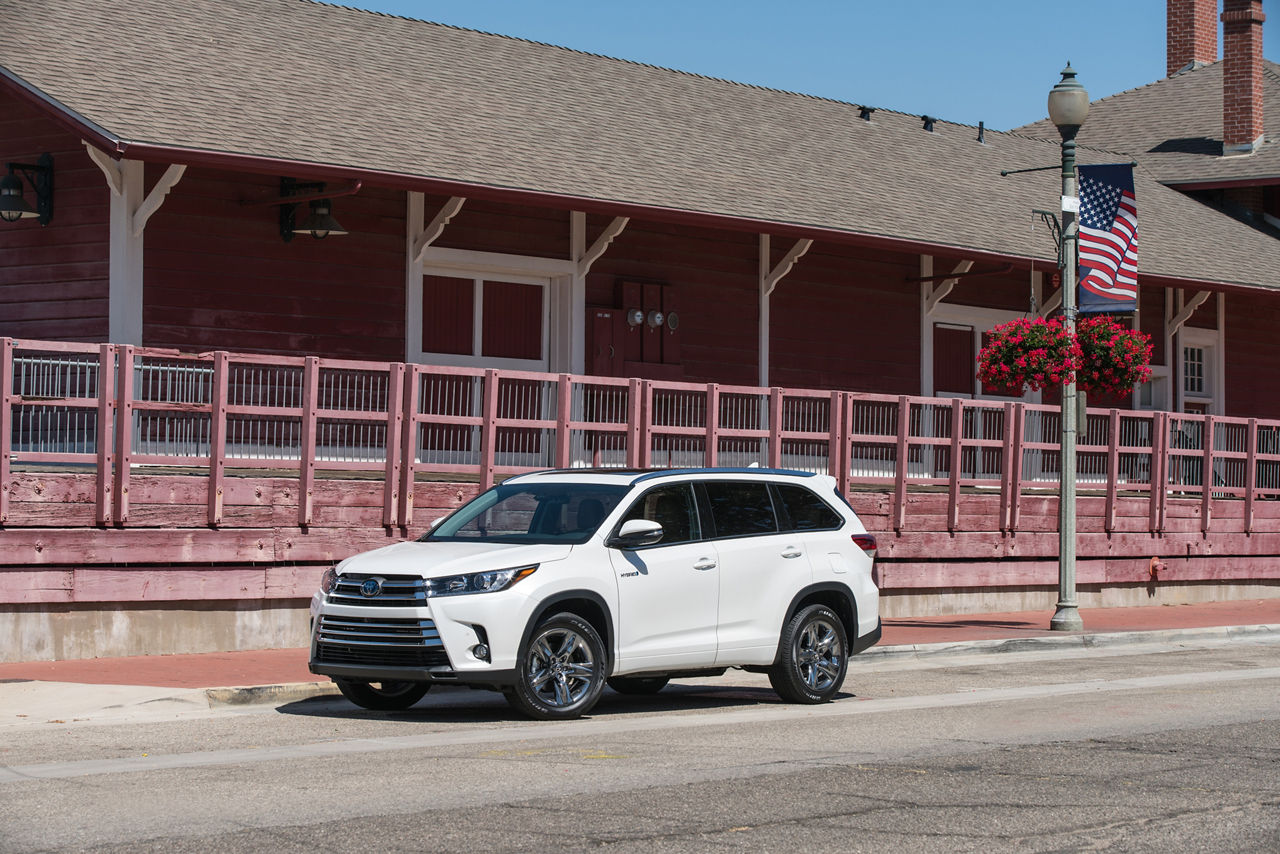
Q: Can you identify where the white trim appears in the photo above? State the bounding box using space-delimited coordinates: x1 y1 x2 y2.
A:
923 259 974 315
1180 326 1220 414
405 192 426 363
107 159 145 345
411 267 554 372
412 196 466 264
922 302 1041 402
83 142 124 197
418 246 576 278
759 235 813 387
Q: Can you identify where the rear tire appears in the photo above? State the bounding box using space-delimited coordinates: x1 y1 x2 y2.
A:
768 604 848 704
607 675 670 695
334 679 430 711
505 612 607 720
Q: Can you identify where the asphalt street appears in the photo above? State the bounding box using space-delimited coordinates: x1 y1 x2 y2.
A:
1 640 1277 853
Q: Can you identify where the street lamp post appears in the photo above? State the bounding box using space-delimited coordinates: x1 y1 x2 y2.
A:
1047 65 1088 632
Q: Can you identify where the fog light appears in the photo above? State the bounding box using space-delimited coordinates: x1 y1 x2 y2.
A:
472 643 490 662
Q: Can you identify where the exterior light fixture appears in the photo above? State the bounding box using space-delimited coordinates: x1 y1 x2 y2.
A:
292 198 346 240
0 153 53 225
278 177 348 242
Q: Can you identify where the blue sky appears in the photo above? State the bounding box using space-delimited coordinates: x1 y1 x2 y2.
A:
338 1 1264 130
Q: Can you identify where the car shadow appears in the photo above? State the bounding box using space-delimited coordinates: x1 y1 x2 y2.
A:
274 681 858 723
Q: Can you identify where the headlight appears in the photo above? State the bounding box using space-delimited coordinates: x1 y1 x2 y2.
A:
427 565 538 597
319 567 337 594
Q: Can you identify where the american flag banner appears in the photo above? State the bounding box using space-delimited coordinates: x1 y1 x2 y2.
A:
1077 163 1138 314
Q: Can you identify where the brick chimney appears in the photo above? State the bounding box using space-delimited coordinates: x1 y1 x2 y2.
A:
1168 0 1219 76
1222 0 1266 155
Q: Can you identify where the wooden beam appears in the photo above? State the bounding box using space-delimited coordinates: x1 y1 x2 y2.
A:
577 216 629 275
131 164 186 237
1166 290 1210 337
762 238 813 296
83 142 124 196
924 259 974 315
412 196 466 264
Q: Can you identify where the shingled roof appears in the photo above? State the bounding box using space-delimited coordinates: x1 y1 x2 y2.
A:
1016 60 1280 187
5 0 1280 291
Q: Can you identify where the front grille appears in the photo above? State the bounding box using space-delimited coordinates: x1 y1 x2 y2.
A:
314 614 451 669
327 574 427 607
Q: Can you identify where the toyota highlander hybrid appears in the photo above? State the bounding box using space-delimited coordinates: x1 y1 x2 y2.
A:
309 467 881 719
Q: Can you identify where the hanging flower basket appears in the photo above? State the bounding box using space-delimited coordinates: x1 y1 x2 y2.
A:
977 315 1152 397
1074 315 1153 396
976 317 1081 393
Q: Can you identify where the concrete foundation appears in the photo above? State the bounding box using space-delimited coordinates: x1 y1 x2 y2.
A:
4 581 1279 662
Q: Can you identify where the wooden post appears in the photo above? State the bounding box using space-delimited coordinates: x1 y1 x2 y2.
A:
92 344 115 525
625 378 642 469
998 401 1014 532
398 366 419 529
947 398 962 532
113 344 134 525
1104 408 1120 533
298 356 319 526
638 381 653 469
555 374 572 469
1009 403 1026 531
829 390 846 495
1245 418 1257 534
382 362 405 528
1201 415 1214 533
207 351 229 527
768 387 784 469
478 369 499 490
0 338 12 525
893 395 910 531
1150 412 1167 533
705 383 720 468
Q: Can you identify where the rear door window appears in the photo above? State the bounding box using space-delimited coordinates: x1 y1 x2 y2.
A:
701 481 778 537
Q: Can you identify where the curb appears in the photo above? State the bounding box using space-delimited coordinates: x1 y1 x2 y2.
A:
197 624 1280 707
863 622 1280 662
204 681 340 707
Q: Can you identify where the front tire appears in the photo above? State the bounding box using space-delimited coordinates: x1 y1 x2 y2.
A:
506 612 607 720
768 604 848 704
334 679 431 710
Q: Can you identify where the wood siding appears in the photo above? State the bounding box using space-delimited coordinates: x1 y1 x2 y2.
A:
143 168 406 359
1225 288 1280 419
0 89 108 341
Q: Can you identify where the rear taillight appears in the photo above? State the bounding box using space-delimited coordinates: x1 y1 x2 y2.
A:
852 534 879 586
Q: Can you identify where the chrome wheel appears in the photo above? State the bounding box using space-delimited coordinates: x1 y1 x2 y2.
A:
769 604 849 704
796 618 843 692
506 612 607 720
527 626 597 708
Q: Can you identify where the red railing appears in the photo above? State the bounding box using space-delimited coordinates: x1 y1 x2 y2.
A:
5 337 1280 533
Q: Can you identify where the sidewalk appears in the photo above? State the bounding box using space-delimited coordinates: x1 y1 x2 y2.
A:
1 599 1277 712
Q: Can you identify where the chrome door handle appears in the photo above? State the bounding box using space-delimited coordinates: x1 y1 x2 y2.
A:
693 559 717 570
781 549 802 559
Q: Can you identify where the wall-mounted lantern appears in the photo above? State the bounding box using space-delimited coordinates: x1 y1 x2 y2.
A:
0 153 53 225
278 177 349 242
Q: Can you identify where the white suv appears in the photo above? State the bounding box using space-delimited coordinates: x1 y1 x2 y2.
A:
309 467 880 719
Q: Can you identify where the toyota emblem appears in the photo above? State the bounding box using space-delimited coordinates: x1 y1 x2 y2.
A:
359 577 383 598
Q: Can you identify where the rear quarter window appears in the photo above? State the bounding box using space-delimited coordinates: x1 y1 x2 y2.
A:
773 484 843 531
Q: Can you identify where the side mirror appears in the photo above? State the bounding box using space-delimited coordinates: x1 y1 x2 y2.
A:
429 516 445 530
607 519 664 549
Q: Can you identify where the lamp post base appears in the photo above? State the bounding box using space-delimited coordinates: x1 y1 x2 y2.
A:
1050 604 1084 632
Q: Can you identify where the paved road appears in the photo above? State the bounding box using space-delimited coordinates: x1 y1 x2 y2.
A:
2 640 1278 853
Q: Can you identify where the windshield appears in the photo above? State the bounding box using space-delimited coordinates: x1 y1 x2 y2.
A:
422 482 630 544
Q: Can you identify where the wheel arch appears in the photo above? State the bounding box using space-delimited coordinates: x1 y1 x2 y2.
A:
520 589 616 674
775 582 858 663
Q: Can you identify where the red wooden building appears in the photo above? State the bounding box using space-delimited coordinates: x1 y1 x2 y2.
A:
1 0 1279 659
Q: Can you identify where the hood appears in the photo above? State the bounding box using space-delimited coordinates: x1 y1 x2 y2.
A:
336 540 573 578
